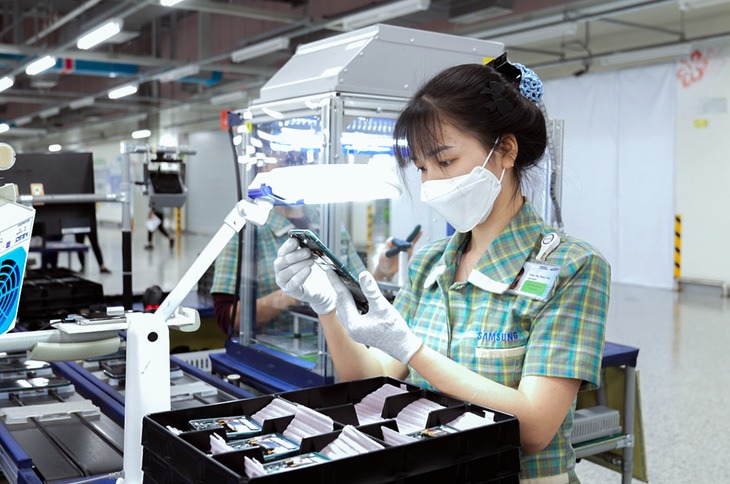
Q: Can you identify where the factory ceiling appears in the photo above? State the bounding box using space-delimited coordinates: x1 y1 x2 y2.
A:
1 0 729 151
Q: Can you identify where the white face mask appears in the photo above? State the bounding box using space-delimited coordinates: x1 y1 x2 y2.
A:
420 138 504 233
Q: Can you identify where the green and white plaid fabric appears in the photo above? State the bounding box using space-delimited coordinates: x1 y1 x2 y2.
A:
395 201 610 482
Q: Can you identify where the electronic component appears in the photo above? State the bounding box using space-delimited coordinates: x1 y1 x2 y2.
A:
228 433 299 461
188 415 262 438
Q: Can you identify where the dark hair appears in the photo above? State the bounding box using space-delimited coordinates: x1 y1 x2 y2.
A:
393 63 547 194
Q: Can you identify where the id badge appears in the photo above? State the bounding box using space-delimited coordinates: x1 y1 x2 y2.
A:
507 261 560 301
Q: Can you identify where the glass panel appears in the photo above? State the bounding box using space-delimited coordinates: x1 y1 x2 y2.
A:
245 113 330 364
235 99 428 380
338 115 397 283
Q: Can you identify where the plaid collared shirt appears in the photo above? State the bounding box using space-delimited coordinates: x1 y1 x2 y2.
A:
394 201 610 482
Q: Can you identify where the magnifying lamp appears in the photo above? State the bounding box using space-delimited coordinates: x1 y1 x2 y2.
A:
0 161 402 483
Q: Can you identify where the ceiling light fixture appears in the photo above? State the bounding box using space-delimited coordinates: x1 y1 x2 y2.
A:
69 96 95 109
25 55 57 76
678 0 730 10
337 0 431 30
157 64 201 83
39 107 60 119
77 19 123 50
132 129 152 139
48 144 62 152
480 22 578 45
0 124 9 134
108 84 138 99
0 76 13 93
231 37 290 63
160 0 185 6
600 43 692 66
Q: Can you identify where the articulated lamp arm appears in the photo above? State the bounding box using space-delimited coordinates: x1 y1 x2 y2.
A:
154 197 274 324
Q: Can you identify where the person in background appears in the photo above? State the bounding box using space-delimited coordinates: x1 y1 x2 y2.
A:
210 150 402 335
274 54 610 482
145 208 174 250
75 230 110 273
209 205 368 335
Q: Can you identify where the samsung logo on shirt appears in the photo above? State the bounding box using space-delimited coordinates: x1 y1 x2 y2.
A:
476 331 520 342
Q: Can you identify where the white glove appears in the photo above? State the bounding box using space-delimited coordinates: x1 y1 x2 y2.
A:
274 238 336 315
327 270 422 364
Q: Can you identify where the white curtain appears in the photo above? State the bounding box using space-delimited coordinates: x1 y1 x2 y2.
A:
543 63 676 289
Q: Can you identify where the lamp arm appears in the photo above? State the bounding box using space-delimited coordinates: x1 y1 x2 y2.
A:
154 198 274 323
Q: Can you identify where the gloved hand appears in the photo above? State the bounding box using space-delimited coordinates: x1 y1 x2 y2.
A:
327 270 422 364
274 238 336 315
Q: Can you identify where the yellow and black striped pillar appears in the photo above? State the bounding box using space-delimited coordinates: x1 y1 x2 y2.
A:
176 207 182 245
674 214 681 279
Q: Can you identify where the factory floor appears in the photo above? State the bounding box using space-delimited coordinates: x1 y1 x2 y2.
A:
16 223 730 483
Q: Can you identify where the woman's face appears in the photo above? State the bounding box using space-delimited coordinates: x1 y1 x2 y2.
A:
411 124 498 183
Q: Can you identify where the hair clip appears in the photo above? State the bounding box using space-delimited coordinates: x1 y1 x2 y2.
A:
487 53 522 85
487 53 544 104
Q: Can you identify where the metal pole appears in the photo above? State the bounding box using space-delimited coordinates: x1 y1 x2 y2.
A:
120 142 147 310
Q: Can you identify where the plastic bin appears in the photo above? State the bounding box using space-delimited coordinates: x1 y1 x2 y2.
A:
142 377 521 483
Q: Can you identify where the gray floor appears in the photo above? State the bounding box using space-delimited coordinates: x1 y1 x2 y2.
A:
35 224 730 483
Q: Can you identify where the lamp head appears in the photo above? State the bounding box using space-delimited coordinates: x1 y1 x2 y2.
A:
247 163 402 206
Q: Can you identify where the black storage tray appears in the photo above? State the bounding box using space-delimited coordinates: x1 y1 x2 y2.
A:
142 377 521 483
277 376 420 409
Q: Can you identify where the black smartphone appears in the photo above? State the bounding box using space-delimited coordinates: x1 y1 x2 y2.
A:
0 376 71 393
0 356 51 376
288 229 369 314
101 359 181 380
100 359 127 379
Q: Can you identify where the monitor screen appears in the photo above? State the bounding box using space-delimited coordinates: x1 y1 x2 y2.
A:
0 152 97 238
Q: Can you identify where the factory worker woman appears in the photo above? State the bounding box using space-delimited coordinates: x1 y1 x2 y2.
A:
274 54 610 483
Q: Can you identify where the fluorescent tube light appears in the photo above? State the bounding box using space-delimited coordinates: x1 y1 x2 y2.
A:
338 0 431 30
77 19 123 50
157 64 200 83
8 127 46 137
600 43 692 66
108 84 138 99
485 22 578 45
132 129 152 139
39 107 60 119
69 96 95 109
678 0 730 10
160 0 185 6
14 116 32 126
0 76 13 92
25 55 56 76
0 124 9 134
231 37 290 63
48 144 62 152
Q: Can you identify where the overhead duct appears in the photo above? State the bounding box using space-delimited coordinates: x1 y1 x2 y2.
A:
449 0 515 24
